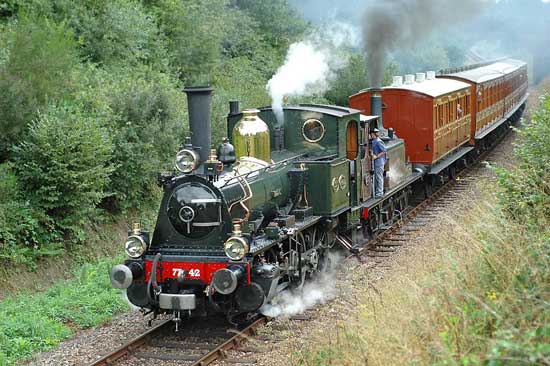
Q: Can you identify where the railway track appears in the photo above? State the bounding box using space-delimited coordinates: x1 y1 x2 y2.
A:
89 132 511 366
88 316 268 366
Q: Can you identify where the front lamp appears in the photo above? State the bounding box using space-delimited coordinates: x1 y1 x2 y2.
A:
175 149 198 173
224 236 249 261
124 235 147 258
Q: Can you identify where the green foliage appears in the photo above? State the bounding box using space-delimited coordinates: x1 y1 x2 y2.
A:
0 163 62 266
495 94 550 223
12 102 115 239
0 14 80 158
0 258 128 364
77 65 184 210
154 0 227 84
76 0 164 66
325 53 368 106
393 42 450 74
236 0 307 48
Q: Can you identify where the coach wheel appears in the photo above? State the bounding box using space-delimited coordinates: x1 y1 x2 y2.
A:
448 166 457 180
424 179 433 198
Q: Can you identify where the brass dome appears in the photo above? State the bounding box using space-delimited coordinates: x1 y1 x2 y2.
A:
232 109 271 163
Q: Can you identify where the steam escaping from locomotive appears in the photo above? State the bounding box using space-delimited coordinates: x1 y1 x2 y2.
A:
267 42 330 123
267 23 359 123
260 252 343 318
362 0 483 86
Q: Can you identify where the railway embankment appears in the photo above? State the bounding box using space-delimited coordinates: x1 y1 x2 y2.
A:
282 89 550 365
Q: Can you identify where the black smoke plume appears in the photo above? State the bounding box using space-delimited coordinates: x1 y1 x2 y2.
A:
363 0 483 86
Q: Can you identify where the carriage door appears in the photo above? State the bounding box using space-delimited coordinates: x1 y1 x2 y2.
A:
346 120 359 206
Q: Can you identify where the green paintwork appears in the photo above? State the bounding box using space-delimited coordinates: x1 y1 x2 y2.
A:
219 161 292 222
304 158 349 216
226 105 368 216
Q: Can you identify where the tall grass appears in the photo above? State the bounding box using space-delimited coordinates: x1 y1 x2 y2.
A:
297 197 549 366
0 258 129 365
297 94 550 366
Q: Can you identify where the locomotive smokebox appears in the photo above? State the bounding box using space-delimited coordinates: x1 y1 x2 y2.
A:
183 86 213 163
369 88 385 131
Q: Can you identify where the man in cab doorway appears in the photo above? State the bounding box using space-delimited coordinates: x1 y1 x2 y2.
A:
370 128 386 198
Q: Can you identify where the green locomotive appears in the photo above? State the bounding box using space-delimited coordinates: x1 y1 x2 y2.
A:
110 86 417 325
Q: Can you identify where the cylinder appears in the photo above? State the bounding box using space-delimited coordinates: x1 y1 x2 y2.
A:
235 282 266 312
183 86 213 163
232 109 271 163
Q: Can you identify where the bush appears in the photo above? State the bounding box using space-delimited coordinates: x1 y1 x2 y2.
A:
0 163 61 266
0 14 80 158
12 102 115 240
495 94 550 224
74 0 165 66
77 65 184 210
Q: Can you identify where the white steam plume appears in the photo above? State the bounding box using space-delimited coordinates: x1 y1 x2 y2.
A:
266 24 359 124
260 252 343 318
267 42 330 123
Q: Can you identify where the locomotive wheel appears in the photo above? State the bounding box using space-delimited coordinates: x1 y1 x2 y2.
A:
368 207 381 233
313 229 335 273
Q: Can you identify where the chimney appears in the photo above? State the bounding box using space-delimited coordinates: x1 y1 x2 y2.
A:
229 100 240 115
370 88 385 131
426 71 436 80
183 86 213 164
404 74 415 84
392 76 403 87
415 73 426 82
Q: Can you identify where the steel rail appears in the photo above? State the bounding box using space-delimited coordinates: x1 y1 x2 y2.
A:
191 316 268 366
87 318 173 366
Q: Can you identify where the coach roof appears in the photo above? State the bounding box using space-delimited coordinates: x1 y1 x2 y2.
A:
382 78 470 98
440 58 527 84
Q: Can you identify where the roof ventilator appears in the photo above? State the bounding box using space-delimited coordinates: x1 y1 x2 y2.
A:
392 76 403 87
416 73 426 83
404 74 415 84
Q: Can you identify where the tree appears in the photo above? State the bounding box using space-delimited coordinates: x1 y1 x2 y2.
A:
12 102 115 238
0 14 80 159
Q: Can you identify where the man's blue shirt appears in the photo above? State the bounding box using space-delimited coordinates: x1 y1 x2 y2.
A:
372 137 386 169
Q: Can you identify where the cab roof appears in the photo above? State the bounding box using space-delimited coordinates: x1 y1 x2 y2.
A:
259 104 361 118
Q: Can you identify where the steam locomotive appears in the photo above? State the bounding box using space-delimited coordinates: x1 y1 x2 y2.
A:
110 59 528 325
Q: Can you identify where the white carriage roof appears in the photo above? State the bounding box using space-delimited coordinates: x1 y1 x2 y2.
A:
441 59 527 83
383 78 470 98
